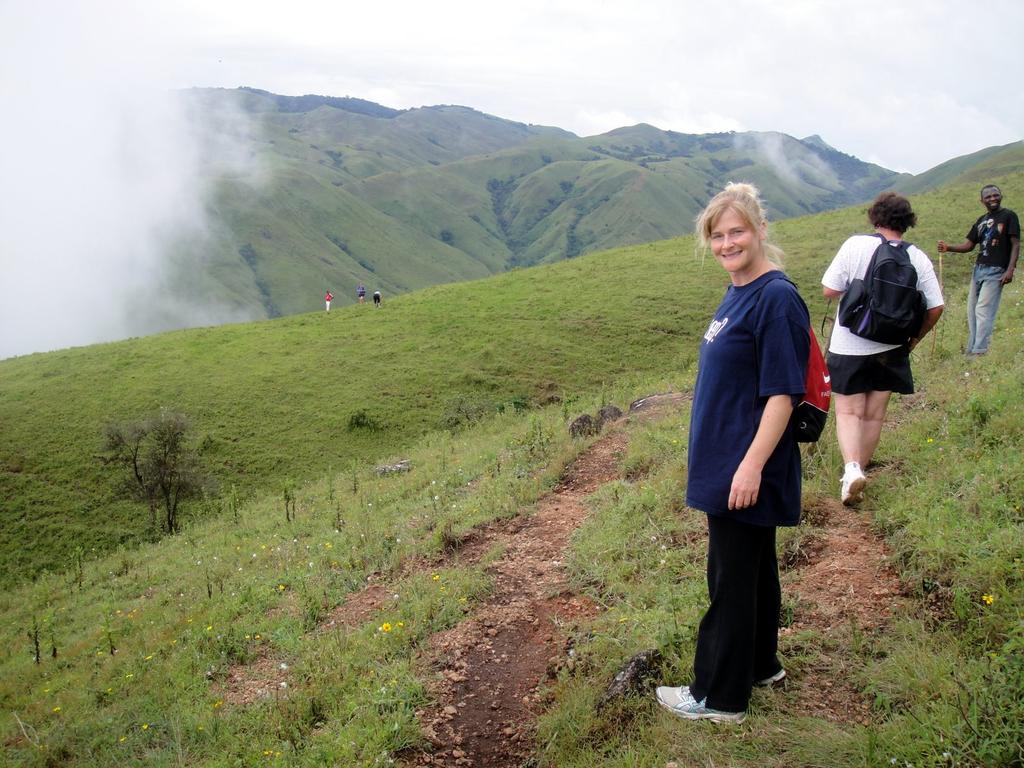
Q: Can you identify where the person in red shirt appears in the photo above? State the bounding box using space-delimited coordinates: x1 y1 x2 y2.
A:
324 291 333 312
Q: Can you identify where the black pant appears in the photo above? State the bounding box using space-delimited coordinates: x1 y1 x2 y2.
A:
689 515 782 712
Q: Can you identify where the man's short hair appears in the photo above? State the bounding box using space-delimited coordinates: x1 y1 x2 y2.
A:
981 184 1001 196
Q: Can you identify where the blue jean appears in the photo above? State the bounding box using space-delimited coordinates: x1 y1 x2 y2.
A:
966 264 1006 354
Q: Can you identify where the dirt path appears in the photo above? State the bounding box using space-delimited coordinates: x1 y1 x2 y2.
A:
779 494 906 723
400 395 690 767
219 393 905 762
399 405 905 764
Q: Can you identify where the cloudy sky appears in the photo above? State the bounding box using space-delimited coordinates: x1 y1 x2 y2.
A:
169 0 1018 173
1 0 1021 357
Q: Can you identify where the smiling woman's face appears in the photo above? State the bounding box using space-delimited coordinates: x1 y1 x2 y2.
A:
708 207 768 285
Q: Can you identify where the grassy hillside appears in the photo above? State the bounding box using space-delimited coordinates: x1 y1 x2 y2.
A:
4 170 1022 587
894 141 1024 195
169 89 915 325
0 236 709 586
166 89 1020 337
1 171 1022 766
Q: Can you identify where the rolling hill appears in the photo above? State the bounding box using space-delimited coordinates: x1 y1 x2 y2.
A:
894 140 1024 194
1 166 1022 768
3 166 1021 588
174 88 909 321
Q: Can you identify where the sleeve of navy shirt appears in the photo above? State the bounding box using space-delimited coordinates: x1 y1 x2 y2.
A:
685 275 809 527
755 279 809 402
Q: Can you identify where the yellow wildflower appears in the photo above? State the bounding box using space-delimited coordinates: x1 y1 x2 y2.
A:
52 706 61 713
379 622 392 633
982 593 995 605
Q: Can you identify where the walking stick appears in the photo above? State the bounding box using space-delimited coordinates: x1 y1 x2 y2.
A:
821 299 835 350
931 251 944 355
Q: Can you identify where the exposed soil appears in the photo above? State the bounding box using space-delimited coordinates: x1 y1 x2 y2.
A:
406 428 627 767
779 494 906 723
222 391 905 762
213 652 292 706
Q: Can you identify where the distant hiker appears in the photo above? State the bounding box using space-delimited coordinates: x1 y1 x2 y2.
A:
373 290 381 307
324 290 333 312
822 192 944 505
937 184 1020 356
357 284 366 303
655 182 809 724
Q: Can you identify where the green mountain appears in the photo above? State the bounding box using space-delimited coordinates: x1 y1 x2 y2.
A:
894 140 1024 194
2 168 1023 768
4 165 1021 587
178 88 908 319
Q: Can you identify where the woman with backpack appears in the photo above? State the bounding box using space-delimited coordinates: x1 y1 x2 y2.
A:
655 183 809 724
821 192 944 505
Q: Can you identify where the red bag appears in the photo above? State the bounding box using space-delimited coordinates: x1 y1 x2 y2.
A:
793 326 831 442
755 275 832 442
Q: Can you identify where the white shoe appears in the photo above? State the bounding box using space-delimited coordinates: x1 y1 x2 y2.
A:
840 464 867 505
655 685 698 710
754 668 786 686
655 685 746 723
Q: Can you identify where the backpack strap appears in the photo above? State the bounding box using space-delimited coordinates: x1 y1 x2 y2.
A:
755 272 811 320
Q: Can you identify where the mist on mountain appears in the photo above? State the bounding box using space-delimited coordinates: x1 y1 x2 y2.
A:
0 4 261 360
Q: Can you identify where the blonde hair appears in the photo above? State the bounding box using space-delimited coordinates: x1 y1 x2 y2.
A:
695 182 784 267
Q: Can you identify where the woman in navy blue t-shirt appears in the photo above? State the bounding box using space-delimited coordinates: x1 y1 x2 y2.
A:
655 182 810 724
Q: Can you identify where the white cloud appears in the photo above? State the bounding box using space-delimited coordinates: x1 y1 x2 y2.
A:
0 1 260 359
2 0 1021 355
154 0 1022 172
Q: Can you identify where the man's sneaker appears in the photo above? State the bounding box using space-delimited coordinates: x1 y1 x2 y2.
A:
840 464 867 505
754 668 786 686
655 686 746 724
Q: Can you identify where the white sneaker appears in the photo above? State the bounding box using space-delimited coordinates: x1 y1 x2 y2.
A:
754 668 786 686
655 685 698 710
655 685 746 724
840 463 867 505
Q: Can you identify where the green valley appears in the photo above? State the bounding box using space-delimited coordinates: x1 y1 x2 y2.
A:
0 162 1022 768
175 88 914 321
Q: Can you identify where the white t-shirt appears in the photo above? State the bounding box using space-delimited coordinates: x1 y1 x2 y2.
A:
822 234 945 356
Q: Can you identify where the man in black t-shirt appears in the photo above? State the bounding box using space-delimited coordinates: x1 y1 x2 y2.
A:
938 184 1020 355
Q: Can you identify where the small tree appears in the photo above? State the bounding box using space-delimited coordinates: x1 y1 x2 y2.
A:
102 409 209 534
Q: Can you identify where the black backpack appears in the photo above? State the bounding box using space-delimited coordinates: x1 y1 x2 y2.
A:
837 234 926 344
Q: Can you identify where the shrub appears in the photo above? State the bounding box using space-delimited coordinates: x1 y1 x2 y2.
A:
347 409 383 431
